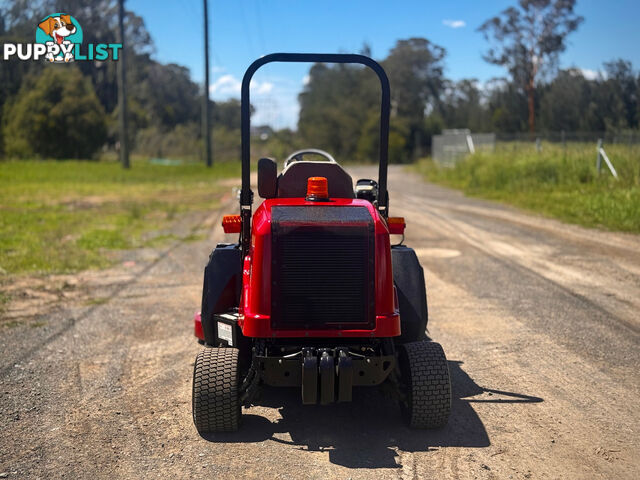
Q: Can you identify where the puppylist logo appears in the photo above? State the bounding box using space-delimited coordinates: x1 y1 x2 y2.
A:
2 13 122 62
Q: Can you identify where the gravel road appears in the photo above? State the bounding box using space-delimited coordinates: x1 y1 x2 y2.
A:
1 165 638 479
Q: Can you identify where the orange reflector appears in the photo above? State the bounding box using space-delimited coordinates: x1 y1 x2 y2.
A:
387 217 406 235
222 214 242 233
306 176 329 200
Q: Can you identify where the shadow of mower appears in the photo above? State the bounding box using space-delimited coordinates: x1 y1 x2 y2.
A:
201 360 543 469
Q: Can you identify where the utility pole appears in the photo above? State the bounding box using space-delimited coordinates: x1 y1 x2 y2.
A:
117 0 129 168
203 0 212 167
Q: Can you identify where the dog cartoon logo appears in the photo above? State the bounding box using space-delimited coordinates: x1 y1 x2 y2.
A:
2 14 118 62
36 13 83 62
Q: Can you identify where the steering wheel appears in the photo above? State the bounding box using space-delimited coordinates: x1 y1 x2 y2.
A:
283 149 337 169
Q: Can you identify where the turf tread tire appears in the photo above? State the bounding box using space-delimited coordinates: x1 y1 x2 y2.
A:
400 340 451 429
192 347 240 433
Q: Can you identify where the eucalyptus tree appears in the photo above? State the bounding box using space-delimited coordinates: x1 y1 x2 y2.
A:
478 0 583 133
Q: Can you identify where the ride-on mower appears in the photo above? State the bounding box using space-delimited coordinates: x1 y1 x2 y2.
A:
192 53 451 433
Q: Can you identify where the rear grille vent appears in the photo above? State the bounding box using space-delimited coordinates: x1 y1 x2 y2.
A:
271 206 375 330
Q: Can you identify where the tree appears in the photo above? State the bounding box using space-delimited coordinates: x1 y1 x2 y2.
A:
212 99 243 131
478 0 583 134
439 79 491 132
3 67 106 158
585 69 631 132
357 114 410 164
0 0 162 154
486 79 529 133
298 62 378 160
539 69 589 131
637 73 640 131
383 38 446 157
603 59 638 129
383 38 446 123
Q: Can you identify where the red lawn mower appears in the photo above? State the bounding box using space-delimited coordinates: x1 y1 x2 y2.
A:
192 53 451 433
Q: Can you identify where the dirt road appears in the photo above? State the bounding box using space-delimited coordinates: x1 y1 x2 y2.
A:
1 166 638 479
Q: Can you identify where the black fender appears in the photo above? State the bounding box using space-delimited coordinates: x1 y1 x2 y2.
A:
201 243 242 345
391 245 428 344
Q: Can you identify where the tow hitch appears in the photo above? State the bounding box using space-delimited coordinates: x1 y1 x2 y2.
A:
257 348 395 404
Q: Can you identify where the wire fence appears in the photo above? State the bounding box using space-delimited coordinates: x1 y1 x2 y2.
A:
496 131 640 145
432 129 496 167
433 130 640 167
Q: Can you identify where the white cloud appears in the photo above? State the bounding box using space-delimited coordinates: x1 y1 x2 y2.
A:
579 68 600 80
209 75 274 96
254 81 273 94
302 74 310 85
208 74 300 129
209 74 241 95
443 19 466 29
252 99 299 130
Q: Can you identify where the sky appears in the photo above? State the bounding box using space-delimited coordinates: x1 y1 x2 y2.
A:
129 0 640 129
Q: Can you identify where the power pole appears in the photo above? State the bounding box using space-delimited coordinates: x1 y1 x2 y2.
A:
117 0 129 169
203 0 212 167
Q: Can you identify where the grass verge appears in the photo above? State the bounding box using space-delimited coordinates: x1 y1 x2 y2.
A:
0 158 239 274
417 142 640 233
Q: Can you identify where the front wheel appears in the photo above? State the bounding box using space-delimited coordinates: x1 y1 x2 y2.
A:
192 347 241 433
398 340 451 428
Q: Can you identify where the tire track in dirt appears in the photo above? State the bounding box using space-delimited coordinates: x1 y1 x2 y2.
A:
403 199 639 335
390 185 640 376
2 168 638 479
0 199 231 379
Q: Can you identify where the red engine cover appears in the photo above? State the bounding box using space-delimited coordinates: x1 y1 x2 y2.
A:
239 197 400 338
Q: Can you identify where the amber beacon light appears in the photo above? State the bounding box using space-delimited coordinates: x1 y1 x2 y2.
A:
306 176 329 201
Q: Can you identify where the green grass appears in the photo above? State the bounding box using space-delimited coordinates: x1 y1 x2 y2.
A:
0 158 239 274
85 297 110 306
417 142 640 233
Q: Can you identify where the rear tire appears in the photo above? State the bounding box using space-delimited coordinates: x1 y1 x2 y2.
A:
192 347 241 433
399 340 451 428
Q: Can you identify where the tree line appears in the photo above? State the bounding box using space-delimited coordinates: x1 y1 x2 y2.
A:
0 0 638 162
0 0 242 160
299 39 639 164
299 0 639 163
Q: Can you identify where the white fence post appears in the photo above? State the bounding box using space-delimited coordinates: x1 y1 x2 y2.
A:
466 134 475 154
596 138 619 179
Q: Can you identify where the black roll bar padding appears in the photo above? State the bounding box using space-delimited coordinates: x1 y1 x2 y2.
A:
240 53 391 256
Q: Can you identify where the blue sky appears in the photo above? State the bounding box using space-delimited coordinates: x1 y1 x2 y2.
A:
129 0 640 129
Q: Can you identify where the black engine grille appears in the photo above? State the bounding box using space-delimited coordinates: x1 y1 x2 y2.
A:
271 206 375 330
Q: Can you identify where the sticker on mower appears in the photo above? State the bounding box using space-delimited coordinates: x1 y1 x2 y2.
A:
217 322 233 346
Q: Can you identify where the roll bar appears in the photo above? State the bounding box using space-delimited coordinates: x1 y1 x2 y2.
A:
240 53 391 255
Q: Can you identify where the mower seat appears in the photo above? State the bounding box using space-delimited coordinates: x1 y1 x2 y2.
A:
258 157 278 199
277 161 355 198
